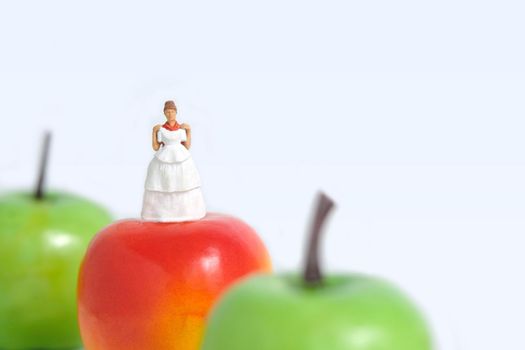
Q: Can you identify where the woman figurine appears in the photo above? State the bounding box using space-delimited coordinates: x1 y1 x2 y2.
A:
141 100 206 222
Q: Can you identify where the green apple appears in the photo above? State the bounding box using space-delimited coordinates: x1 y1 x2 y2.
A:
202 193 433 350
0 133 112 349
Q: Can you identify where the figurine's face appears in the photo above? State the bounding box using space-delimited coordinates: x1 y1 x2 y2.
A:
164 109 177 122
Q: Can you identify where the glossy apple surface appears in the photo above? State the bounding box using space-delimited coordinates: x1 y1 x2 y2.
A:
0 191 112 349
202 192 433 350
78 213 271 350
202 273 432 350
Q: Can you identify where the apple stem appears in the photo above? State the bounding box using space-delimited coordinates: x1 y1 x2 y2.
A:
303 191 335 287
34 131 52 200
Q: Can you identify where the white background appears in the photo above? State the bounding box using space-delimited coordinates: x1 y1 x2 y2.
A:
1 1 525 349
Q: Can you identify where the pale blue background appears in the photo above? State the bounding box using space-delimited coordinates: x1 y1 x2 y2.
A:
1 1 525 349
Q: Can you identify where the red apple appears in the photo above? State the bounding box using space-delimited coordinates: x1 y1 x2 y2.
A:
77 213 271 350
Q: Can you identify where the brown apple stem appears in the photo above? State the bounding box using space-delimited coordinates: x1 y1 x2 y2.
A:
303 191 335 287
34 131 52 200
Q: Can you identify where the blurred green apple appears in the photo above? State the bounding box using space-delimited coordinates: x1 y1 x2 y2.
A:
0 133 112 349
202 193 433 350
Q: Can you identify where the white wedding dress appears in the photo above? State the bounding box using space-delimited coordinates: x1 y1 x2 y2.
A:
141 127 206 222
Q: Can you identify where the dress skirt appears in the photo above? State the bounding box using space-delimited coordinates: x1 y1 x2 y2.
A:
141 187 206 222
141 150 206 222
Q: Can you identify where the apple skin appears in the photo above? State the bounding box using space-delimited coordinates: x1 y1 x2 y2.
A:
77 213 272 350
202 273 433 350
0 191 112 349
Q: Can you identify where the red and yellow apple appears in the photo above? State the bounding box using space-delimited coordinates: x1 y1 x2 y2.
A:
77 213 271 350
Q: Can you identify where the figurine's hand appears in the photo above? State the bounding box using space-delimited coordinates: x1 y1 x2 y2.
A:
180 123 191 130
153 124 162 132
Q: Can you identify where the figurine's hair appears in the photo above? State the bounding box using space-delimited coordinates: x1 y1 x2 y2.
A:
164 100 178 113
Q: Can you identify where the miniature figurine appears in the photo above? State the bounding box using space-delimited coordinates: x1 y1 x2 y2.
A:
141 100 206 221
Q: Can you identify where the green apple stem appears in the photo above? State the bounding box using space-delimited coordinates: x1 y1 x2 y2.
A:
303 191 335 287
34 131 52 200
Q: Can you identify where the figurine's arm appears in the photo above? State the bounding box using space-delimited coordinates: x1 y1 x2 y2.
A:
152 125 163 151
181 123 191 149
